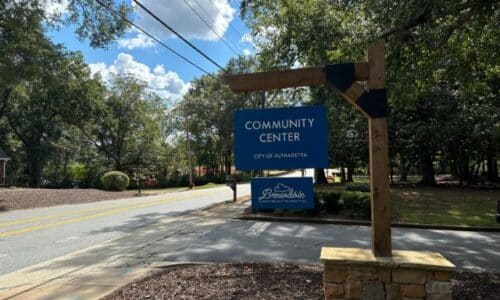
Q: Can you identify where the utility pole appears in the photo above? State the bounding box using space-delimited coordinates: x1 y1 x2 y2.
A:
186 121 194 189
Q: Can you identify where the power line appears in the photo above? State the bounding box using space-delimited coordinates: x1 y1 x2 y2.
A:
182 0 239 56
94 0 212 76
208 0 245 38
192 0 244 49
133 0 226 71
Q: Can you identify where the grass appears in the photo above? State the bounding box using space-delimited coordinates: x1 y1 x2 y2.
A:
391 186 499 227
316 184 499 227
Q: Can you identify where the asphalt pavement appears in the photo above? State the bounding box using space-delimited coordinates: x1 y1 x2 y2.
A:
0 184 250 276
0 173 499 299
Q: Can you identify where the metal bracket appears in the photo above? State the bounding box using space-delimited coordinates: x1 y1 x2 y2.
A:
325 63 355 92
356 89 387 118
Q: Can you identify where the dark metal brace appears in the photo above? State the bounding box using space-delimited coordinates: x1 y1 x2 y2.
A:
325 63 355 92
325 63 387 118
356 89 387 118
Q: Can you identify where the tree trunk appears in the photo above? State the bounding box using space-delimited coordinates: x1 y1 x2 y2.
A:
27 152 42 187
461 157 470 185
420 154 436 185
315 168 328 184
487 141 498 182
225 151 232 175
347 167 354 182
399 157 408 182
340 167 346 183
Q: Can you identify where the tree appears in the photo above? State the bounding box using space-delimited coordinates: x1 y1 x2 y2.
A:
2 0 131 49
85 76 166 172
241 0 499 184
173 55 305 178
0 45 103 186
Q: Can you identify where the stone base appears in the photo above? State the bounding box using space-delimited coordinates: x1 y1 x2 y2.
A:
320 247 455 300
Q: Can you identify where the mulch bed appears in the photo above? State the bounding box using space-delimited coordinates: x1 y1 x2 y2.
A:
0 188 141 211
105 263 500 300
106 263 324 300
452 271 500 299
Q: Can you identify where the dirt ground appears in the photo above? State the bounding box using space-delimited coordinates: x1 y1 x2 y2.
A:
105 263 500 300
0 188 141 211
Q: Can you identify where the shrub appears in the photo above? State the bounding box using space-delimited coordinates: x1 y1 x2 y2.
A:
194 176 209 186
235 172 251 182
323 191 341 213
341 191 371 219
100 171 130 191
312 191 325 214
345 182 371 192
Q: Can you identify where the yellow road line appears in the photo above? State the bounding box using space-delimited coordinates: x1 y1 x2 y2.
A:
0 188 226 228
0 192 191 228
0 206 114 228
0 193 196 238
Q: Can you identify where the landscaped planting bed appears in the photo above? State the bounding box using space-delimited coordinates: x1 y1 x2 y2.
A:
104 263 500 300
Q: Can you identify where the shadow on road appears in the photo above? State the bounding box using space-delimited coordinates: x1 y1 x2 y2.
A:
30 203 500 274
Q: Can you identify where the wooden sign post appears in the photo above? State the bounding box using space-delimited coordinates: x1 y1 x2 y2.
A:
225 41 391 257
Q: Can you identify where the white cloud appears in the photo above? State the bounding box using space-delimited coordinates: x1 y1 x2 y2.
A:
119 0 235 49
242 48 251 56
43 0 69 19
89 53 189 100
240 33 253 44
117 32 155 50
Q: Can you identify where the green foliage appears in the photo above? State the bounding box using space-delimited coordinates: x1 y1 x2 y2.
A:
313 190 342 214
341 191 371 219
0 6 105 186
2 0 131 49
234 172 251 183
171 56 306 179
345 182 371 193
100 171 130 191
85 77 166 173
241 0 499 184
322 191 341 213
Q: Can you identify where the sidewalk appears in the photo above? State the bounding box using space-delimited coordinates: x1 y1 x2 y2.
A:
1 197 499 299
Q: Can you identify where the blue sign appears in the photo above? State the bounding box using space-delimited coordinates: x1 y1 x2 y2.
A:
251 177 314 209
234 106 328 170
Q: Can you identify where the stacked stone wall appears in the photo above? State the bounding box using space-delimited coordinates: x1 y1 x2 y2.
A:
324 263 453 300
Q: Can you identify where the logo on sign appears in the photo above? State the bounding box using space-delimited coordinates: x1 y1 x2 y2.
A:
251 177 313 209
258 183 306 201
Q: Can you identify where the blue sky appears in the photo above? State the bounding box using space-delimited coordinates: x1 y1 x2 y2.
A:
46 0 253 100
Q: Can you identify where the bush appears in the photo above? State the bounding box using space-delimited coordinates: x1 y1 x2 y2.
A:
341 191 371 219
193 176 209 186
345 182 371 192
234 172 251 182
312 191 325 215
323 191 341 213
100 171 130 191
312 190 341 214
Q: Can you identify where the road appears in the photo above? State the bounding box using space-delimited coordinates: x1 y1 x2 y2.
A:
0 172 499 298
0 184 250 276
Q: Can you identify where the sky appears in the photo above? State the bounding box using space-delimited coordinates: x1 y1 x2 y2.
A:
46 0 254 101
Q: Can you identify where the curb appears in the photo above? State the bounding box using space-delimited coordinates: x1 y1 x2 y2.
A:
234 215 500 232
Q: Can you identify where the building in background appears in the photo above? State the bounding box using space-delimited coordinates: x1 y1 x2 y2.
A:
0 148 10 184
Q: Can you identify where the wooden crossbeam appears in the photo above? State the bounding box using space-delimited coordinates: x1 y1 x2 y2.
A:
225 62 368 92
